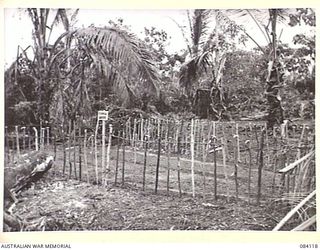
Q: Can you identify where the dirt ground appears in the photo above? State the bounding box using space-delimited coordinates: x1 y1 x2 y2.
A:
12 175 289 231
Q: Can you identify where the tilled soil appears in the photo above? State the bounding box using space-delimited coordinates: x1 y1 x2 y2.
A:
10 175 289 231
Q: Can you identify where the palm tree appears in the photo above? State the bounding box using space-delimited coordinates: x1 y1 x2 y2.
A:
217 9 292 127
20 8 159 126
177 9 242 120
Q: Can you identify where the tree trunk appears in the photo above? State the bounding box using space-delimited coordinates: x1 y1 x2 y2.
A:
266 9 284 128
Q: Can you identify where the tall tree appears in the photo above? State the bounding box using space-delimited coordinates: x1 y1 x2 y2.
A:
10 9 159 126
177 9 243 120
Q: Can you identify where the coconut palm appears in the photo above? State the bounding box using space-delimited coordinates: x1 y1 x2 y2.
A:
216 9 294 127
177 9 242 120
17 8 159 126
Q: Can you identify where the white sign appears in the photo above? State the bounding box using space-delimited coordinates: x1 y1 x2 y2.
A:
98 110 108 121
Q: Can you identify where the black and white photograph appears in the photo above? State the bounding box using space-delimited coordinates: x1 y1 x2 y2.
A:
3 8 316 232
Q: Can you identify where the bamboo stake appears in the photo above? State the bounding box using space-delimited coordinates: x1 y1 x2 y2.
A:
257 129 265 204
41 128 45 149
236 123 241 162
28 128 31 151
133 118 137 164
155 119 161 194
128 118 132 147
233 135 239 202
68 121 72 178
166 120 171 196
21 127 26 150
33 127 39 151
105 124 112 187
79 127 82 181
94 119 99 184
91 135 95 182
54 134 57 161
101 119 106 179
84 129 89 183
122 130 126 185
213 136 218 200
140 118 144 148
221 126 229 161
46 127 50 146
221 137 229 202
245 139 252 204
15 126 20 156
115 134 120 185
201 123 206 198
73 122 77 179
190 119 196 198
62 127 66 175
142 126 148 191
177 121 182 197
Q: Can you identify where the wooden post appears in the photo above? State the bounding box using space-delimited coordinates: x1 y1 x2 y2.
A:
46 127 50 146
32 127 39 151
233 135 239 202
91 135 95 183
221 137 229 202
166 120 171 196
257 129 265 204
142 129 148 191
54 134 57 161
21 127 26 150
41 128 45 149
28 128 31 150
177 121 182 197
79 127 82 181
122 130 126 185
155 119 161 194
62 127 66 175
221 126 229 161
101 119 106 178
73 122 77 179
84 129 89 183
245 139 252 204
236 123 241 162
213 136 218 200
15 126 20 156
133 118 137 164
105 124 112 187
201 123 206 198
115 134 120 185
94 119 99 184
140 118 144 148
190 119 196 198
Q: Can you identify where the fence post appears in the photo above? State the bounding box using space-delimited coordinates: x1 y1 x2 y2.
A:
84 129 89 183
15 126 20 157
221 137 230 202
155 119 161 194
32 127 39 151
105 124 112 187
190 119 195 198
46 127 50 146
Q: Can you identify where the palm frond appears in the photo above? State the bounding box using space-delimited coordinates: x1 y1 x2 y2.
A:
73 27 159 87
191 9 211 52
